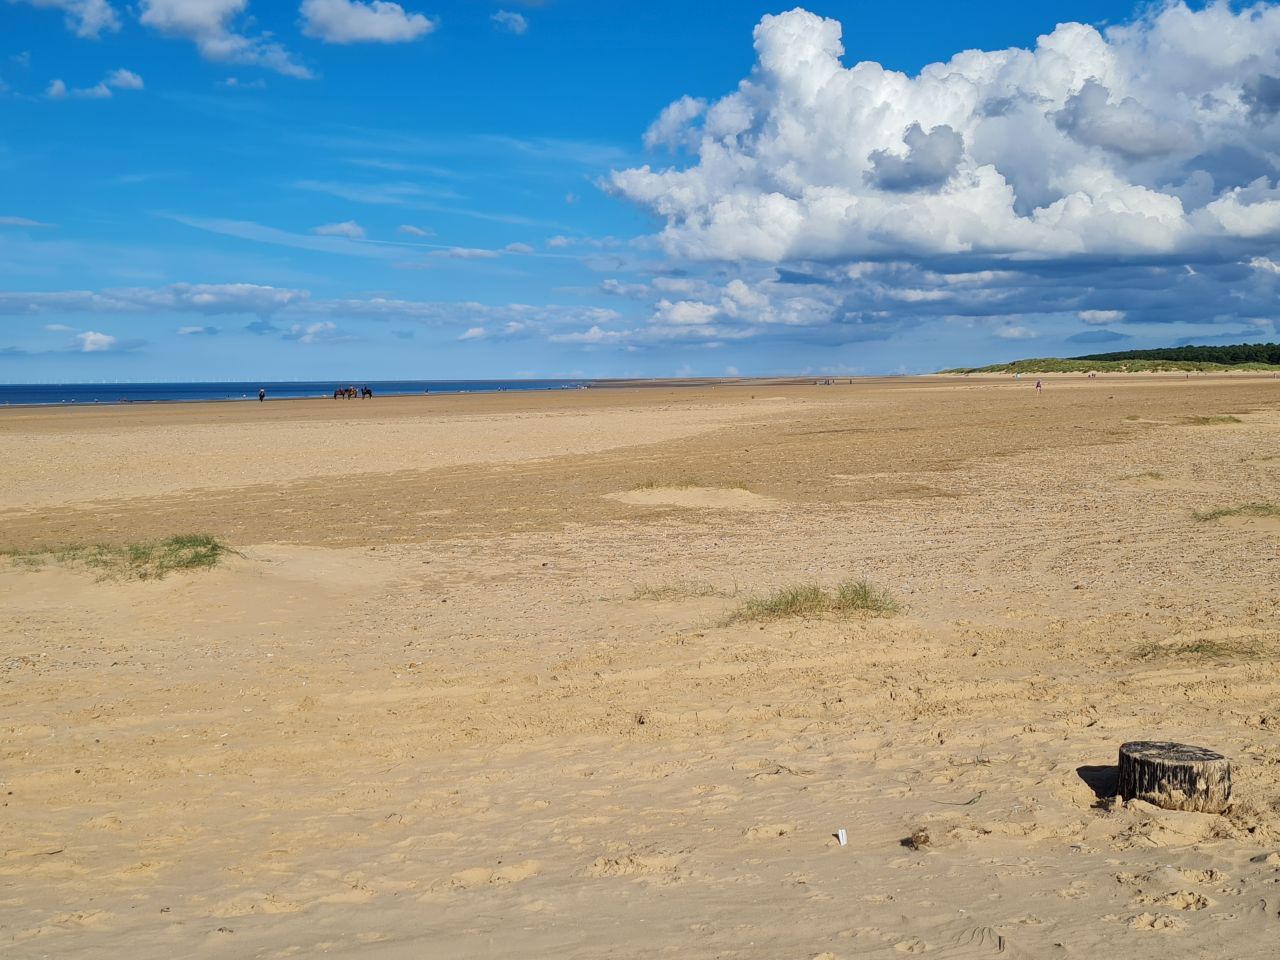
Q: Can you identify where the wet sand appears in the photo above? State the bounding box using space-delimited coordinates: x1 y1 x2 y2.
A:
3 374 1279 958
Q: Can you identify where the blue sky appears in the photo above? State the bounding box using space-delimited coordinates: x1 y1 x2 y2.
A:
3 0 1280 380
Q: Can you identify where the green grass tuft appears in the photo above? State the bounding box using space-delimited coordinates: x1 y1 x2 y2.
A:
2 534 233 580
832 579 903 615
1192 502 1280 522
724 579 901 624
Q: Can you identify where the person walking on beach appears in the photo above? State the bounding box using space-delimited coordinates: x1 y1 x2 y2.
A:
1035 379 1043 394
258 387 266 402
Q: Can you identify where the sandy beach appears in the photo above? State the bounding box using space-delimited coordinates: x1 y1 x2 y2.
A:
3 374 1280 959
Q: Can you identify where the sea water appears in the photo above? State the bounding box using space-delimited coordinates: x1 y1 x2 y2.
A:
0 380 594 406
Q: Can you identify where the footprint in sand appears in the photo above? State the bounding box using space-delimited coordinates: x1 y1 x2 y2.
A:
1134 890 1212 911
581 851 688 885
445 860 542 890
1127 912 1187 931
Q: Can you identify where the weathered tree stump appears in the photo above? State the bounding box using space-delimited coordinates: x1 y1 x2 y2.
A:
1117 741 1232 814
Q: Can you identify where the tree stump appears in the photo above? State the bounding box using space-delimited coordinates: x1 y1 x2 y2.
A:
1117 741 1232 814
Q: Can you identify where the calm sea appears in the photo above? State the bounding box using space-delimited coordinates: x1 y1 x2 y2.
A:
0 380 594 407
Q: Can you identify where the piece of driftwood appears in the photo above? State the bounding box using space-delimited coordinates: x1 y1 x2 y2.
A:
1117 741 1232 814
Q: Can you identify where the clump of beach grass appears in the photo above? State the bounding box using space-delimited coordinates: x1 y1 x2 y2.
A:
1135 638 1263 661
1192 502 1280 522
1181 415 1243 426
723 578 901 625
2 534 233 580
630 582 737 601
631 477 750 491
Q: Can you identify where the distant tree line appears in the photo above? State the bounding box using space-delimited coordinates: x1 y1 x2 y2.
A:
1072 343 1280 365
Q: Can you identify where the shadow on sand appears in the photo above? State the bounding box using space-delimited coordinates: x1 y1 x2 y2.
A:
1077 764 1118 806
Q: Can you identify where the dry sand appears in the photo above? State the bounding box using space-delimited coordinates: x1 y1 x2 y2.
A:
2 375 1280 959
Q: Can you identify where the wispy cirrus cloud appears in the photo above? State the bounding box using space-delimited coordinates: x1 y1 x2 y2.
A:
294 178 462 205
139 0 311 79
11 0 119 38
0 282 311 316
313 220 366 239
0 215 55 228
166 214 398 258
430 246 499 260
0 282 623 339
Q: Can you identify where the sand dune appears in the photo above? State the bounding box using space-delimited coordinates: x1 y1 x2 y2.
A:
3 376 1280 958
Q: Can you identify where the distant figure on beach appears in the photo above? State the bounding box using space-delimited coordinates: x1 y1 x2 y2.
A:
1035 379 1043 394
258 387 265 402
361 385 373 398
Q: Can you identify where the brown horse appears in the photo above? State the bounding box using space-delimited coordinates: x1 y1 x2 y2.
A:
333 386 357 399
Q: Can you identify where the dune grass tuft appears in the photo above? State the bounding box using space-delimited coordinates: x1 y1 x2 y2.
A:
1192 502 1280 522
630 582 737 601
1182 415 1243 426
723 579 901 624
632 477 750 491
833 579 903 615
1135 638 1263 660
2 534 233 580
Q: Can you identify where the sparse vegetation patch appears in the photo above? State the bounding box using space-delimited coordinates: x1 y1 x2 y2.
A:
1192 502 1280 522
632 478 750 491
723 578 901 624
1181 415 1243 425
630 582 737 601
1135 638 1263 660
2 534 233 580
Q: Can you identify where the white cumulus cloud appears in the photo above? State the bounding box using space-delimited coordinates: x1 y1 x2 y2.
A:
301 0 436 44
107 68 143 90
458 326 486 340
611 4 1280 263
490 10 526 35
139 0 310 78
48 68 139 100
76 330 117 351
284 320 339 344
